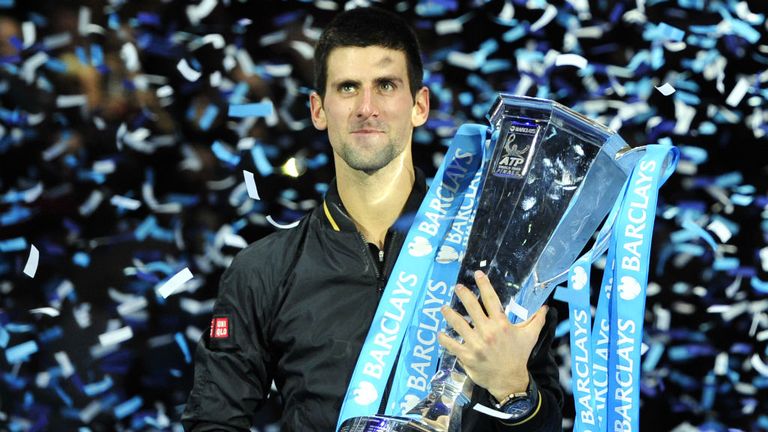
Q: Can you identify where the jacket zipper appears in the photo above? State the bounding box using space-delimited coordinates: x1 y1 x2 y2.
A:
358 234 383 295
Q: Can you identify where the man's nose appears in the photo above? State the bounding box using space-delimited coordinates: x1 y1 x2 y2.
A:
355 87 379 119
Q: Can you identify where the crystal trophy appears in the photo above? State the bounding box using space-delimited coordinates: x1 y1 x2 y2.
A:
339 94 646 432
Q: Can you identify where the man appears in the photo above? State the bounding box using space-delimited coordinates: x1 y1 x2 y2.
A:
182 7 562 431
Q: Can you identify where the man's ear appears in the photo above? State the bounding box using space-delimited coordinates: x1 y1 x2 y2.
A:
411 86 430 128
310 91 327 130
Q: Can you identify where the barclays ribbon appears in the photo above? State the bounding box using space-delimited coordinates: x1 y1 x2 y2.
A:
557 144 678 432
386 157 488 416
554 255 597 431
336 124 489 430
606 144 678 432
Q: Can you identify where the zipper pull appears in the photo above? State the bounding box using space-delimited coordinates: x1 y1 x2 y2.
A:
378 249 384 263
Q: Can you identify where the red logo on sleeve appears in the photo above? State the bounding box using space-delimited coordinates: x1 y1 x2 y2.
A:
210 317 230 339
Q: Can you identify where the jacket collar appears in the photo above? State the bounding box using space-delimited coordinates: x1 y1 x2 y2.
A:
322 168 428 233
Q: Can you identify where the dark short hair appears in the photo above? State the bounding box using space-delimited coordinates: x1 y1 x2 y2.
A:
313 7 424 100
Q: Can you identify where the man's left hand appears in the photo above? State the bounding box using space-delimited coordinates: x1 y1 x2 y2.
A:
438 270 548 402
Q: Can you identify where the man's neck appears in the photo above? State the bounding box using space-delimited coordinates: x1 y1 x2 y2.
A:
336 156 415 249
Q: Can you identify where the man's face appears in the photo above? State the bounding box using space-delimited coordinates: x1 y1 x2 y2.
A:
310 46 429 175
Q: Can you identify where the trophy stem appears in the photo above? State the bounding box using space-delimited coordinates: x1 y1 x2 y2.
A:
403 343 473 432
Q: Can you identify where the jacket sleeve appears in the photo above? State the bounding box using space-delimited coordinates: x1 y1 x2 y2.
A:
462 306 564 431
182 254 275 432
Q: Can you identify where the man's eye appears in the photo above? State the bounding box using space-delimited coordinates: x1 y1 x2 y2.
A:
340 84 356 93
380 81 395 91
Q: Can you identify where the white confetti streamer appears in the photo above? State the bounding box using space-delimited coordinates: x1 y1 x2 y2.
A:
74 303 92 328
447 51 482 70
436 19 463 35
54 351 74 378
120 42 140 72
725 78 750 107
79 401 101 423
266 215 301 230
263 64 293 77
22 51 49 84
157 267 194 299
655 82 676 96
29 307 60 317
156 85 174 98
78 6 91 36
117 297 148 316
750 354 768 377
224 233 249 249
315 0 339 10
555 53 588 69
290 40 314 60
260 30 287 47
23 244 39 278
673 99 696 135
530 4 557 32
56 95 88 108
198 33 226 50
98 326 133 347
243 170 261 200
714 352 729 375
707 219 733 243
22 21 36 48
180 298 215 315
505 299 529 322
186 0 218 25
110 195 142 210
177 59 202 82
79 190 104 216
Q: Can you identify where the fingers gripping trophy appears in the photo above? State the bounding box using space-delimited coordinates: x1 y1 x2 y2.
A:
339 94 662 432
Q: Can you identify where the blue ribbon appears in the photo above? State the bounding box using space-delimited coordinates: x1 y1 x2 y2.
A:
556 144 678 432
606 144 677 432
386 159 488 416
336 124 489 429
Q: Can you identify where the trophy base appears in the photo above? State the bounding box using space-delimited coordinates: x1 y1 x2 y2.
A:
339 415 444 432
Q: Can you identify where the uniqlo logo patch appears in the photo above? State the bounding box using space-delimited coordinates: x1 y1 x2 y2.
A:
210 317 229 339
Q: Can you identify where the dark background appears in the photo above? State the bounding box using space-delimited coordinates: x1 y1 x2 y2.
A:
0 0 767 430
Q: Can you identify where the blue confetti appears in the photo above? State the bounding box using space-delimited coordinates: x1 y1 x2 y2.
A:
681 218 719 252
114 396 142 420
5 340 38 363
751 277 768 294
731 19 761 44
228 82 249 104
502 26 527 42
199 104 219 131
0 237 27 252
73 252 90 267
211 141 241 166
83 376 114 396
657 23 686 42
228 103 274 118
250 144 274 176
39 326 63 343
175 332 191 364
90 44 104 68
54 384 74 407
642 343 665 373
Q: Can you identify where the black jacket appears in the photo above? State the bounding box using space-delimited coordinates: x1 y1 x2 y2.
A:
182 171 563 431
